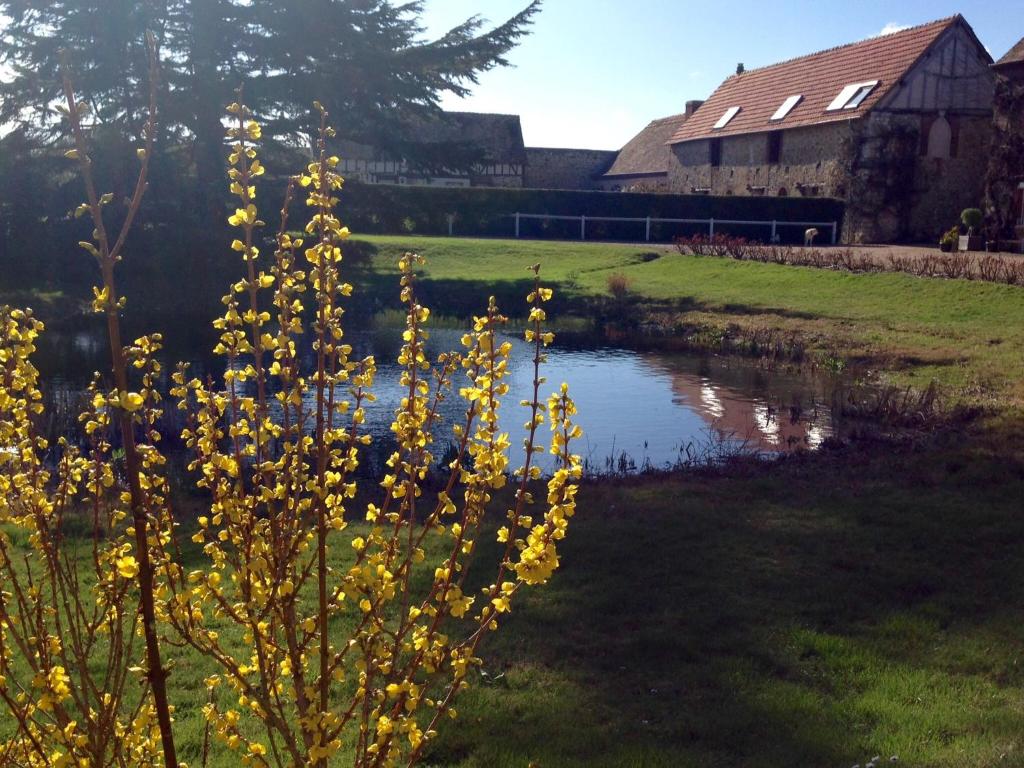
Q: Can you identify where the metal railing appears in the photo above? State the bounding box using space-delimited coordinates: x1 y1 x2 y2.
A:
510 212 839 245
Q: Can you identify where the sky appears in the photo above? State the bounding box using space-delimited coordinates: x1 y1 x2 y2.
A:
422 0 1024 149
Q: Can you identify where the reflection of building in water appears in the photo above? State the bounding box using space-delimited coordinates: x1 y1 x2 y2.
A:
663 366 831 452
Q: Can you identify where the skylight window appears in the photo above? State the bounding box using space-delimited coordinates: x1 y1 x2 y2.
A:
770 95 803 121
844 81 879 109
826 80 880 111
713 106 741 129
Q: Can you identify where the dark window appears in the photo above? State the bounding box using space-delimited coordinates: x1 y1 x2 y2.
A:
777 187 788 197
709 138 722 167
767 131 783 164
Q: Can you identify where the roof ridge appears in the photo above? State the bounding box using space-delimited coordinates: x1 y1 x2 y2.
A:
996 35 1024 66
726 15 958 79
443 110 521 120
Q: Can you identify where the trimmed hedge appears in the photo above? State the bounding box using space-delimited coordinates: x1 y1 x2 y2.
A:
320 183 845 244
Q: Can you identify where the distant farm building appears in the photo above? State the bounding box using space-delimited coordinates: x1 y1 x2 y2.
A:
665 16 996 242
338 112 527 188
596 107 696 192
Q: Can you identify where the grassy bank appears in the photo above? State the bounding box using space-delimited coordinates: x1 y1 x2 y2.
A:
432 419 1024 767
7 421 1020 767
354 235 1024 403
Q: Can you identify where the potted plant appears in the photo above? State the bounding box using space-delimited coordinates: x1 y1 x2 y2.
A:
939 226 959 253
958 208 985 252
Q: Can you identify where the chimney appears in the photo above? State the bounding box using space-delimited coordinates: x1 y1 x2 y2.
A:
685 100 704 117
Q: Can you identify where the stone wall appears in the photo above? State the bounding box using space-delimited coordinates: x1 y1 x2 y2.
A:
524 148 617 190
667 116 993 243
906 115 992 241
595 174 671 193
667 123 850 199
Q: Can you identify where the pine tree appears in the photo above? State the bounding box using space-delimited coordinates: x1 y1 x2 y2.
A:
0 0 541 164
0 0 165 141
243 0 541 159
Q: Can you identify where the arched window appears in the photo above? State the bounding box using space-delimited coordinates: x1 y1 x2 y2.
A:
926 115 952 159
777 187 789 197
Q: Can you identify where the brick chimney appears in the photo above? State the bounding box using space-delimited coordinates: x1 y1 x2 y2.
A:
685 100 704 117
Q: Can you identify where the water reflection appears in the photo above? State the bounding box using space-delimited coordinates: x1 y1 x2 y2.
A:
35 318 839 475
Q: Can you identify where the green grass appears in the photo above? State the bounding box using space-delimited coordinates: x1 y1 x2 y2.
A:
8 234 1024 765
354 235 1024 402
7 421 1023 767
419 417 1024 767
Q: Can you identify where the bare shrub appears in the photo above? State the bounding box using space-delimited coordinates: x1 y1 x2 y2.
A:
977 255 1008 282
607 271 632 299
673 233 1024 287
938 252 970 279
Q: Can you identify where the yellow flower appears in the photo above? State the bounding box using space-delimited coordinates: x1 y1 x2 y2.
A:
117 556 139 579
119 391 145 412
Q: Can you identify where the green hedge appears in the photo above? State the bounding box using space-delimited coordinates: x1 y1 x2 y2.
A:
319 183 845 244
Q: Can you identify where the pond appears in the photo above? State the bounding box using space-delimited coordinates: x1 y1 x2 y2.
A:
33 316 841 476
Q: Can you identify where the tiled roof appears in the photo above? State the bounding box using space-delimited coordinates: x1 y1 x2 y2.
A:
604 113 690 177
670 17 961 144
995 36 1024 68
424 112 527 164
336 111 527 164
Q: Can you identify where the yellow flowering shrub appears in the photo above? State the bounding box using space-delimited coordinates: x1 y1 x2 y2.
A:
0 44 178 767
0 79 582 767
163 101 583 767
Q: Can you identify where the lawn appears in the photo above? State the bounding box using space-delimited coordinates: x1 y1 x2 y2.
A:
6 234 1024 766
7 419 1021 767
354 235 1024 402
421 418 1024 767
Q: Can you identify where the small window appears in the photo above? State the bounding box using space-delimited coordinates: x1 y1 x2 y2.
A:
710 138 722 167
845 81 879 109
767 131 783 164
771 95 802 122
713 106 741 129
826 80 879 111
777 187 788 197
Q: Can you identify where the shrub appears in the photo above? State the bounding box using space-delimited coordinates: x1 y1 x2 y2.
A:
939 226 960 250
674 233 1024 287
607 272 632 300
300 184 845 243
0 82 584 768
961 207 984 234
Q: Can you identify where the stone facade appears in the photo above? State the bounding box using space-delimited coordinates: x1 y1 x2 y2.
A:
985 38 1024 244
524 148 617 190
667 123 847 200
667 113 994 243
908 115 992 241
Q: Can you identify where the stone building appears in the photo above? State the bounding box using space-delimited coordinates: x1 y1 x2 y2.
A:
337 112 526 188
596 105 697 191
986 36 1024 242
666 16 996 242
522 147 617 190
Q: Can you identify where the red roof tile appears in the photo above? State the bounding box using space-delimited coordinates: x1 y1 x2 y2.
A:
670 17 960 144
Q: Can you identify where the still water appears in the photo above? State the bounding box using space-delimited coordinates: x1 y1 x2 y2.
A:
35 319 838 474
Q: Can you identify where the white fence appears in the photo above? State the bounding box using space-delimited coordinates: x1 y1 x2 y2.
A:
510 212 839 245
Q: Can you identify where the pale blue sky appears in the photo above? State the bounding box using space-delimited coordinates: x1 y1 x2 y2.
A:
423 0 1024 149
